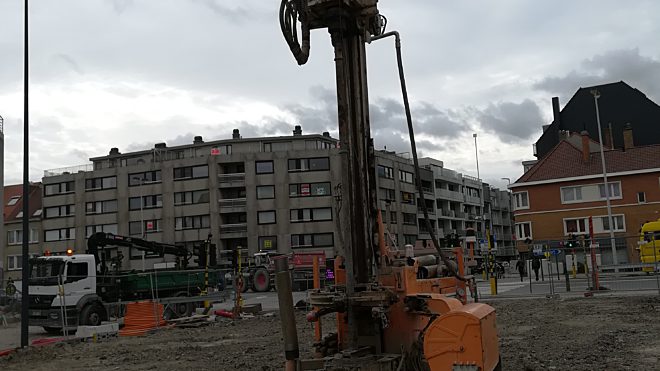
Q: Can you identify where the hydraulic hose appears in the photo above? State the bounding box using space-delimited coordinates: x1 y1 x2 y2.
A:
369 31 466 281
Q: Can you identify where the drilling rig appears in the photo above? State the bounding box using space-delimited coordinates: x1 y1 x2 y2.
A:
277 1 501 370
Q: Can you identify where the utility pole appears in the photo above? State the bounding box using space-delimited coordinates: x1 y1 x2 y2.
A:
21 0 30 349
591 90 619 272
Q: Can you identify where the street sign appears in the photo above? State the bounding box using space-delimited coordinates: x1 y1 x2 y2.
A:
550 249 560 255
532 244 543 256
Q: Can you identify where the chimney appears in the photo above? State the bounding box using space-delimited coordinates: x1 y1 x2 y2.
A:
232 129 241 139
293 125 302 136
552 97 561 128
154 142 167 149
623 123 634 150
193 135 204 144
322 131 330 137
581 130 590 163
109 147 120 156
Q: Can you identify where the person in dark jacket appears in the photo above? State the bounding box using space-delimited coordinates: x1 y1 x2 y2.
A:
531 255 541 281
515 259 525 282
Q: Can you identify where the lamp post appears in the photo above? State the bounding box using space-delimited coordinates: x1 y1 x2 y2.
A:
20 0 30 349
132 175 146 270
473 133 483 237
591 89 619 272
501 177 511 187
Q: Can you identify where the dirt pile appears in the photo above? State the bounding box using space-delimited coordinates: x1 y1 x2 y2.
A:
1 296 659 370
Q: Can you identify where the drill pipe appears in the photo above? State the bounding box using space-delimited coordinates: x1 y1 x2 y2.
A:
274 257 299 369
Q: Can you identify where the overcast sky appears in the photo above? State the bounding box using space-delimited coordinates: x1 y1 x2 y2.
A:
1 0 660 189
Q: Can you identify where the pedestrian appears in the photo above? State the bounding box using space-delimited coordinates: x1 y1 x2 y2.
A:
532 254 541 281
515 259 525 282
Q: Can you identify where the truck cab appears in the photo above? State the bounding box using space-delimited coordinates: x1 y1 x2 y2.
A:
29 254 103 332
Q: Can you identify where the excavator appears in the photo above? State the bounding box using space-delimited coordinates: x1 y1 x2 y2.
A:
275 1 501 370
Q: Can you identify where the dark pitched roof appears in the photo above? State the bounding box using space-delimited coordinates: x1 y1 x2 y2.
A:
534 81 660 159
3 183 42 222
516 140 660 183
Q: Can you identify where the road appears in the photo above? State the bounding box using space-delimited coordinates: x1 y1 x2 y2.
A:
476 272 660 298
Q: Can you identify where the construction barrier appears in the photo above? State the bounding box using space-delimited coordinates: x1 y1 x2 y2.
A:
119 301 167 337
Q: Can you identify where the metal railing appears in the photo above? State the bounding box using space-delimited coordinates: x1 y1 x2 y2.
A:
44 163 94 177
218 198 247 208
218 173 246 187
219 223 248 233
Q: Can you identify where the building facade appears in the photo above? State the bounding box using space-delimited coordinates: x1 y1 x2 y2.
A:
2 183 42 281
2 128 515 276
512 131 660 264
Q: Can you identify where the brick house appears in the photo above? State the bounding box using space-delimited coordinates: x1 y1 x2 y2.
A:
511 129 660 265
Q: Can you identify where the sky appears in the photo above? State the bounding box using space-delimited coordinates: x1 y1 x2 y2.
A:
1 0 660 189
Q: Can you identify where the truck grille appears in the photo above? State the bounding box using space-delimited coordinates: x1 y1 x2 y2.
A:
29 295 56 309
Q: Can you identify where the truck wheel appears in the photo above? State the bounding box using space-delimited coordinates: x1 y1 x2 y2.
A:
80 304 104 326
43 326 62 335
252 268 271 292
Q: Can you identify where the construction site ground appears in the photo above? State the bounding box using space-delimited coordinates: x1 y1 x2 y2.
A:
1 294 659 370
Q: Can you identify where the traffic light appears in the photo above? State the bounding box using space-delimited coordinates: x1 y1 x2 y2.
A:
193 244 207 267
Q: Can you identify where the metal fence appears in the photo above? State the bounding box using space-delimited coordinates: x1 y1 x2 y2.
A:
474 233 660 298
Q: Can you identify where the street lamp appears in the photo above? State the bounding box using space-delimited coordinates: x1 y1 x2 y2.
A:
473 133 484 237
501 177 511 187
591 89 619 272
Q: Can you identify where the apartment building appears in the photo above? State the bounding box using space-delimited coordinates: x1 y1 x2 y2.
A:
2 183 42 281
40 127 341 270
511 130 660 264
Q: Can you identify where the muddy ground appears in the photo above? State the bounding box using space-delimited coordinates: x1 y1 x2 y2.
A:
1 295 659 370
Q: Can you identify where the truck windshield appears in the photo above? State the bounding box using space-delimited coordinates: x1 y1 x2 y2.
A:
29 259 66 286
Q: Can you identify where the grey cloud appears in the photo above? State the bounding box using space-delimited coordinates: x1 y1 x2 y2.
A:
107 0 134 15
473 99 544 144
69 149 89 160
195 0 251 22
534 49 660 102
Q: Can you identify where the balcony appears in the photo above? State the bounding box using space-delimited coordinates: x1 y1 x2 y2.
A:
218 173 246 188
418 228 444 240
219 223 248 236
218 198 247 213
421 186 434 195
463 194 481 205
417 207 435 215
435 188 463 202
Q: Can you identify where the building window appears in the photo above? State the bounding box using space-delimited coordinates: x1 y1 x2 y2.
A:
45 228 76 242
305 140 335 150
638 192 646 203
259 236 277 251
175 215 210 230
257 185 275 199
560 186 583 203
85 176 117 191
288 157 330 172
256 161 274 174
174 165 209 180
515 222 532 240
600 215 625 232
377 165 394 179
85 200 118 215
291 233 334 249
258 210 276 225
174 190 210 205
389 211 397 224
129 219 162 235
7 229 39 245
7 255 22 270
129 170 162 186
7 196 20 206
129 195 163 210
399 170 414 184
401 191 415 205
564 218 588 235
403 234 417 245
513 191 529 210
44 204 76 218
263 142 290 152
379 188 395 201
598 182 621 199
44 181 74 196
402 213 417 225
86 224 118 238
210 145 232 155
289 182 331 197
290 208 332 222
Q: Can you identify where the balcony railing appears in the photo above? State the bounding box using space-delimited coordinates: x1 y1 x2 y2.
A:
421 186 434 195
219 223 248 233
218 198 247 208
464 195 481 204
218 173 246 187
44 163 94 177
417 207 435 214
436 188 463 202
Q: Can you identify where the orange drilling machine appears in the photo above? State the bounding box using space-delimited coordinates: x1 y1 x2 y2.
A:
276 1 501 369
